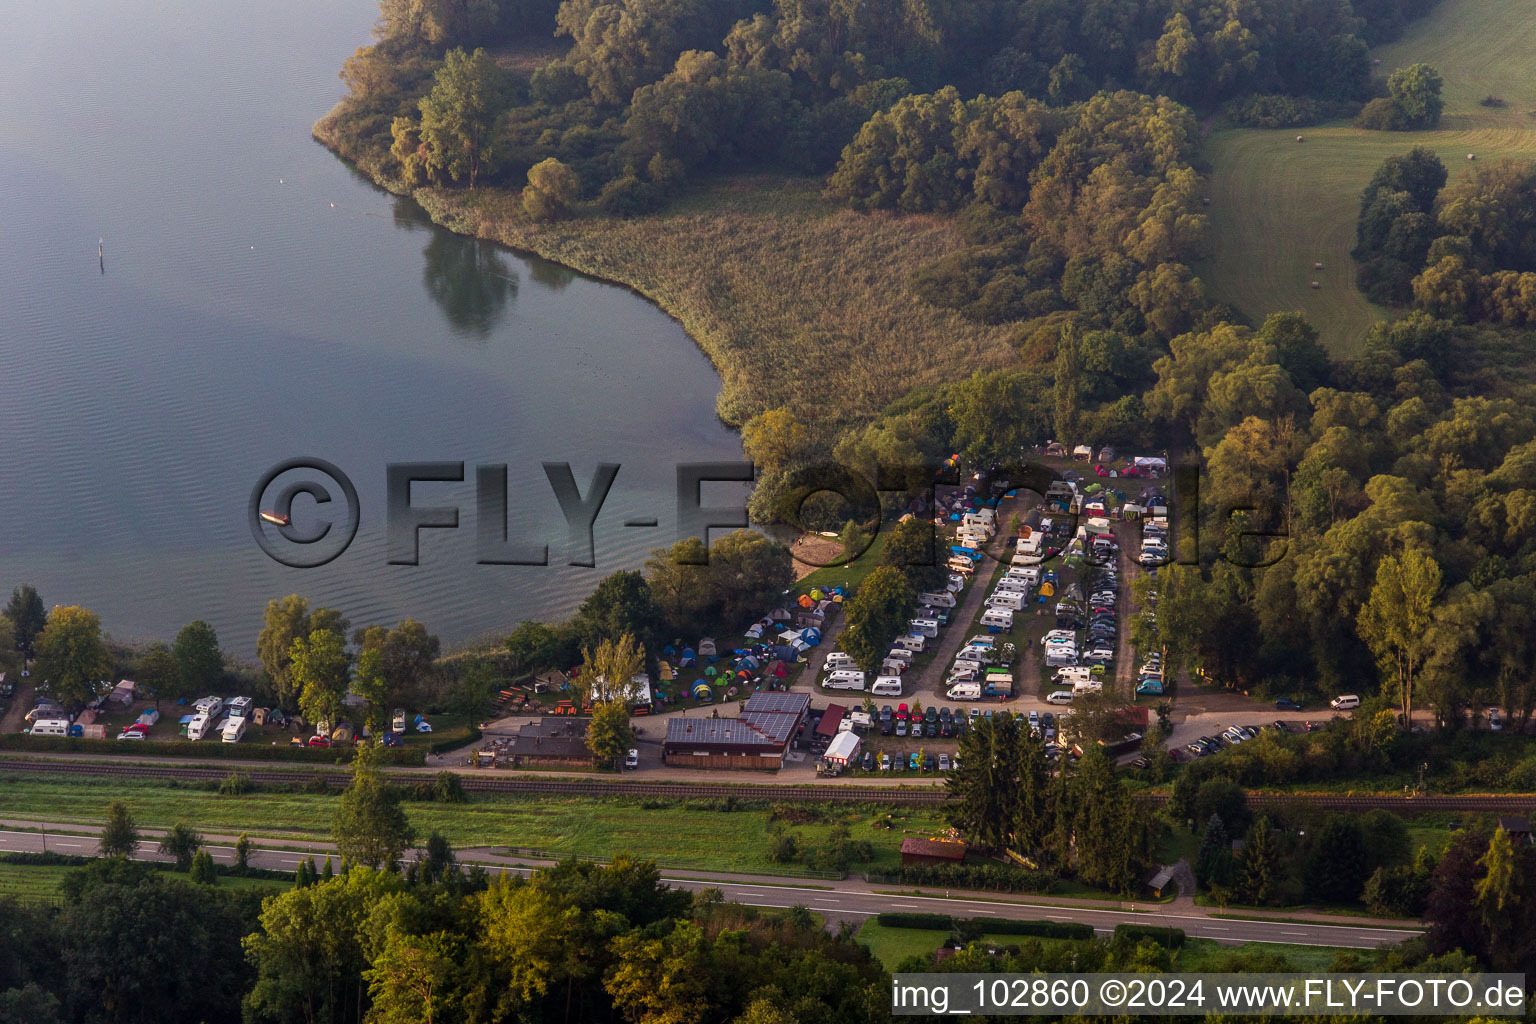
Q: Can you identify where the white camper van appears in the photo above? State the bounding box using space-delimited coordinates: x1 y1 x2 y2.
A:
870 676 903 696
979 608 1014 630
186 714 213 741
1055 666 1094 686
193 696 224 718
221 716 247 743
946 682 982 701
823 670 867 691
823 652 857 671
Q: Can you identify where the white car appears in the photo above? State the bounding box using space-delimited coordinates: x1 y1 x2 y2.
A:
625 748 639 768
1046 690 1075 705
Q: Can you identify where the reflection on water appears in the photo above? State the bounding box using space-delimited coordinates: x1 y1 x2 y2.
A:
422 233 519 337
528 258 576 292
393 196 519 338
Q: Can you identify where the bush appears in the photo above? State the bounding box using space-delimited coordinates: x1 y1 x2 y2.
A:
984 919 1095 940
1354 97 1409 130
219 771 253 796
767 829 800 864
1113 924 1185 948
1480 95 1507 108
1225 95 1323 129
868 862 1053 893
522 158 581 221
597 175 664 216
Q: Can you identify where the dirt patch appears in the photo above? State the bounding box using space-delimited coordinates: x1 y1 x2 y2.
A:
790 534 849 580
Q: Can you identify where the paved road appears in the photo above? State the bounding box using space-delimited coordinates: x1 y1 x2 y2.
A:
0 824 1419 949
913 493 1029 698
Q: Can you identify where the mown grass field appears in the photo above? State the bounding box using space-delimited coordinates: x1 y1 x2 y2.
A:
1201 0 1536 353
414 179 1019 431
0 773 942 875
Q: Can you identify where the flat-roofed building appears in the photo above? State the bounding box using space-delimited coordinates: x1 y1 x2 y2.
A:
662 692 810 770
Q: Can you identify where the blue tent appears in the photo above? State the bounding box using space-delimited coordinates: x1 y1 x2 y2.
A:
680 647 696 667
802 627 822 645
772 645 797 662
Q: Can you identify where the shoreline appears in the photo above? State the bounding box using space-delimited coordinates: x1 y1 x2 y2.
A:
311 113 1020 435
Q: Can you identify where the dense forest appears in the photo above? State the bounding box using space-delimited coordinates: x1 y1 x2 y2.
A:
322 0 1439 201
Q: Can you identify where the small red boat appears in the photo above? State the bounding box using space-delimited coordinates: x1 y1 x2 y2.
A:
259 510 291 527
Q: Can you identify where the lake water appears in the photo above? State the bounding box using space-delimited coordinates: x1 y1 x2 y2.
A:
0 0 745 653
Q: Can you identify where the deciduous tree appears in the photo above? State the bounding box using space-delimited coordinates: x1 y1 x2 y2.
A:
34 606 111 709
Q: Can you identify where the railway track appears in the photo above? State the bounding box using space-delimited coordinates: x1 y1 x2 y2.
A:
0 758 951 804
1 757 1531 811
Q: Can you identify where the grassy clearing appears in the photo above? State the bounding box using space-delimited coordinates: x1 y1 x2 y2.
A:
414 178 1018 431
856 921 1083 969
1201 0 1536 353
1174 938 1346 971
0 862 73 903
0 773 943 875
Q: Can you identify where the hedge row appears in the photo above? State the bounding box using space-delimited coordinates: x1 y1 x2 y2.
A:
984 919 1095 940
876 912 954 930
867 862 1054 893
875 913 1095 942
1113 924 1185 948
0 734 426 766
0 850 294 882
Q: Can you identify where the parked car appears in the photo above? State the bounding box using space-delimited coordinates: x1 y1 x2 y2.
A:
625 749 639 769
1274 698 1302 711
938 753 951 771
908 752 921 770
879 753 891 771
308 735 332 747
862 750 875 771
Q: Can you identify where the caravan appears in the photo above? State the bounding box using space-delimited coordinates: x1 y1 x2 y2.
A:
29 718 71 737
917 591 956 609
986 591 1024 611
823 670 867 691
979 608 1014 630
994 578 1030 595
909 619 939 638
870 676 903 697
893 635 925 653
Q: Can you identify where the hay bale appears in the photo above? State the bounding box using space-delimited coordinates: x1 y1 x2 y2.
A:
1296 135 1305 142
1468 153 1477 161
